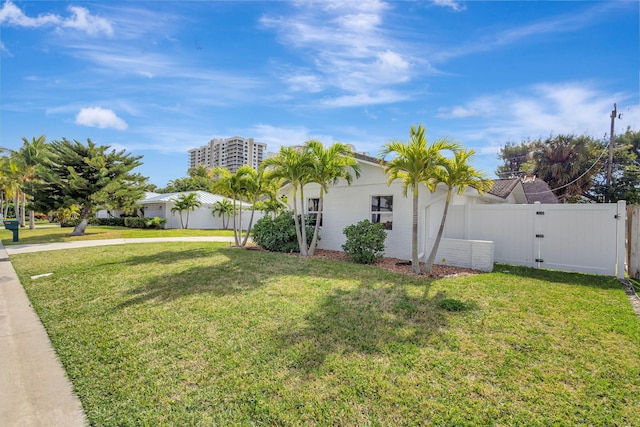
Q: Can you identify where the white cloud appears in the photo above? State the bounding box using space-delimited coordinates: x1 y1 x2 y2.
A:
261 0 416 106
434 2 619 63
0 1 60 27
75 107 128 130
321 90 409 107
432 0 466 12
438 82 640 154
0 40 11 56
0 1 113 36
61 6 113 37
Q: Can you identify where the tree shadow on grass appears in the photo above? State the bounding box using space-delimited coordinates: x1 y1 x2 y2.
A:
277 283 451 375
98 248 215 268
494 263 622 290
112 249 267 309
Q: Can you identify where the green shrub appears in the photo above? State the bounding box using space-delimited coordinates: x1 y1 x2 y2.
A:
252 211 314 253
342 219 387 264
94 218 126 227
124 217 166 229
438 298 468 312
60 219 80 228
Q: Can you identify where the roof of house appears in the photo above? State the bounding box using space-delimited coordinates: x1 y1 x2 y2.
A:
138 190 239 206
522 179 559 204
488 178 558 204
487 179 521 199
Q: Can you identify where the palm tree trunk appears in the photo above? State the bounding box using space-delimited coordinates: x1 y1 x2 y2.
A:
308 190 323 256
241 205 256 247
236 200 244 247
411 189 420 273
299 186 309 256
20 193 26 227
422 190 452 274
13 192 20 223
232 199 240 246
29 210 35 229
185 211 190 229
291 186 304 255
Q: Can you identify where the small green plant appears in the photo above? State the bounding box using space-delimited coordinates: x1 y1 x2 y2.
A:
438 298 468 312
252 211 313 252
342 219 387 264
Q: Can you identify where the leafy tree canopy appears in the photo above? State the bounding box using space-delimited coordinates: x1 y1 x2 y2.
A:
496 131 640 203
26 138 148 235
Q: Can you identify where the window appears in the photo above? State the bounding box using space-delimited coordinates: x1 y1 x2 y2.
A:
307 198 322 226
371 195 393 230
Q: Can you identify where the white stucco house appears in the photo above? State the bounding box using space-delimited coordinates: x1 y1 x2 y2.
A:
277 153 557 271
138 190 262 230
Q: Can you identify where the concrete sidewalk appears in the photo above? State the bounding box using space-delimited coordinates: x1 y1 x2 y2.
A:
0 236 237 426
0 241 87 426
5 235 237 255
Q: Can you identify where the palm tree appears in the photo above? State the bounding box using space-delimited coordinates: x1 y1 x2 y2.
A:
379 125 458 273
211 199 233 229
16 136 48 229
261 146 315 255
0 157 23 223
305 140 360 256
238 167 271 247
422 149 493 274
170 192 202 229
210 166 261 247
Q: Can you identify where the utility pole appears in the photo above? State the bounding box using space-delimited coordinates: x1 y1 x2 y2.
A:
606 103 618 202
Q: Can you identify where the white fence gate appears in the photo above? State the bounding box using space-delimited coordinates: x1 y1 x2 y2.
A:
443 201 627 278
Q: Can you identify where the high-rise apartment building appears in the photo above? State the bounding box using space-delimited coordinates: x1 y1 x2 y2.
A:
188 136 267 173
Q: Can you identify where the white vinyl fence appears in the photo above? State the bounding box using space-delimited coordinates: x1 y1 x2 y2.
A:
629 205 640 279
442 201 627 278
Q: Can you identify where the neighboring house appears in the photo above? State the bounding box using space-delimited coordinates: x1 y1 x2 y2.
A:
277 154 557 271
137 190 261 230
96 192 160 219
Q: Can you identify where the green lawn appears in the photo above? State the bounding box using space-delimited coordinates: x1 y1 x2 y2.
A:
0 225 234 245
11 243 640 426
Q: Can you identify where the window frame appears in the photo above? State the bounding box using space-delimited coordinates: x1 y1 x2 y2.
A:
371 195 393 230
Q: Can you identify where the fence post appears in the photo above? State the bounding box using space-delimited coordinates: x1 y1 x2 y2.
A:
616 200 626 279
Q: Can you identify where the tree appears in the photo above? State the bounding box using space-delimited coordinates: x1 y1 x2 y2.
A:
589 128 640 203
305 140 360 256
211 199 233 229
171 192 202 229
26 138 147 236
0 156 22 222
530 135 601 202
15 136 49 229
261 146 315 256
423 149 493 274
159 165 213 193
210 165 264 247
495 141 532 178
496 134 604 203
379 125 458 273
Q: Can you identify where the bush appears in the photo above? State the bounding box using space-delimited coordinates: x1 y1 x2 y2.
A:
94 218 126 227
252 211 314 253
342 219 387 264
124 217 166 229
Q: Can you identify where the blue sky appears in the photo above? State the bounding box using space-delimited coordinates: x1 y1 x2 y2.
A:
1 0 638 187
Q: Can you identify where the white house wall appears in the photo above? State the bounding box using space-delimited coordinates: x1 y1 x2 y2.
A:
281 162 485 263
